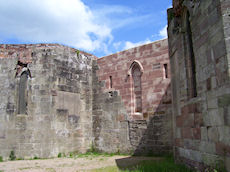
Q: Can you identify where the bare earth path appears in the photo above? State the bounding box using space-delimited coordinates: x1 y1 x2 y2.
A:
0 156 162 172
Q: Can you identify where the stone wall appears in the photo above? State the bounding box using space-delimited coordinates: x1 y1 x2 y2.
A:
0 44 94 159
92 60 131 153
0 40 173 159
96 40 173 155
168 0 230 170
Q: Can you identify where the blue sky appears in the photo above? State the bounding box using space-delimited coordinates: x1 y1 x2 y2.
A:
0 0 172 57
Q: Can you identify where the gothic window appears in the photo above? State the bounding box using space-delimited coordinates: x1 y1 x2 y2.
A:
132 64 142 113
18 71 29 114
185 11 197 98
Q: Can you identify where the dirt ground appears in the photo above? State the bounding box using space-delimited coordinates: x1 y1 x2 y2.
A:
0 156 162 172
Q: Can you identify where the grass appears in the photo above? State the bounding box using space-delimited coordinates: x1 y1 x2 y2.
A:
72 151 129 158
128 158 195 172
45 168 56 172
19 167 32 170
91 156 195 172
91 166 119 172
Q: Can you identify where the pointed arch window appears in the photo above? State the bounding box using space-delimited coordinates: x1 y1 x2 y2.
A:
17 66 31 114
132 64 142 113
128 60 143 114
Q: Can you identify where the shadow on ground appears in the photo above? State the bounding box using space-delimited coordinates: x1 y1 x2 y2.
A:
115 156 163 170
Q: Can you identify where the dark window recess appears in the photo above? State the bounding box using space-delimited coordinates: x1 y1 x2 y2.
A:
132 64 142 113
164 64 168 78
109 76 113 88
186 11 197 98
18 71 29 114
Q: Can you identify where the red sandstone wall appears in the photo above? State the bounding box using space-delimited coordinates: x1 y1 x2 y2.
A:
168 0 230 170
96 39 171 120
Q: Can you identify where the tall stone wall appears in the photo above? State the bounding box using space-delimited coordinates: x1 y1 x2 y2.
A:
96 40 173 155
168 0 230 170
0 44 94 159
92 60 131 153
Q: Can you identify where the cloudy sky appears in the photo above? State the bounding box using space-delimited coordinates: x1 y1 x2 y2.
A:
0 0 171 57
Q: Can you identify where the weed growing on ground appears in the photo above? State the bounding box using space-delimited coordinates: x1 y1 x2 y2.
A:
9 151 16 161
57 153 66 158
69 152 73 158
33 156 39 160
58 153 62 158
0 156 3 162
16 157 24 160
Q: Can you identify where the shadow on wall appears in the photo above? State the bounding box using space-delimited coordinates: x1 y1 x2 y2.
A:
92 59 172 155
128 84 173 156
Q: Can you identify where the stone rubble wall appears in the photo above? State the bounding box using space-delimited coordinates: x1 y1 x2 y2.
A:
168 0 230 171
0 44 93 159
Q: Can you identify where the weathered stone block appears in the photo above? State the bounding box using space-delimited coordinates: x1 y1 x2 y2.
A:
218 94 230 107
218 126 230 145
209 109 224 126
208 127 219 142
199 141 216 154
201 127 208 141
15 115 27 130
223 106 230 126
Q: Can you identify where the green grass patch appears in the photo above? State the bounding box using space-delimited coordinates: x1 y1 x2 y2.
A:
0 156 3 162
129 158 195 172
91 156 195 172
19 167 32 170
74 151 129 158
45 168 56 172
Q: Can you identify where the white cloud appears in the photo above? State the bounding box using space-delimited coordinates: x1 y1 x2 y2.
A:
113 41 122 51
0 0 170 56
124 39 151 50
0 0 113 52
159 25 168 38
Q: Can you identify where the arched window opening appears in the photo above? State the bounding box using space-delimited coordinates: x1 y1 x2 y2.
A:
18 71 29 114
109 76 113 89
132 64 142 113
186 11 197 98
163 63 168 79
